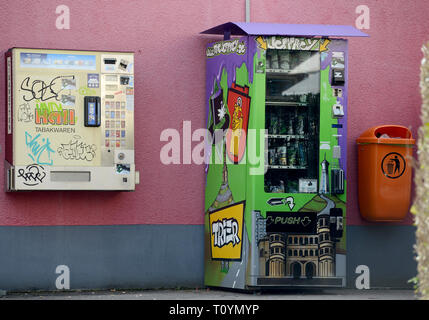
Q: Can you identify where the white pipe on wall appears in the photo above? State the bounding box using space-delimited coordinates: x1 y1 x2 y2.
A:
246 0 250 22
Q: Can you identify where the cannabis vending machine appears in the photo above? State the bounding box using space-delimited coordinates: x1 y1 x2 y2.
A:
5 48 138 191
202 22 367 289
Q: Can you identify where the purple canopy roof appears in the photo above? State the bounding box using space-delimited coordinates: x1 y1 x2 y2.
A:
201 22 368 37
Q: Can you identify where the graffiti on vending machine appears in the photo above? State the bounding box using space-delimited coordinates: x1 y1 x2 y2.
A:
24 131 55 166
17 102 34 122
20 75 75 102
57 135 97 161
209 201 245 260
206 39 246 57
212 217 241 248
225 82 251 164
266 36 323 51
35 101 76 126
17 164 46 186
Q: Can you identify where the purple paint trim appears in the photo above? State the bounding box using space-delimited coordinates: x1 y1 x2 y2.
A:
321 40 349 177
201 22 368 38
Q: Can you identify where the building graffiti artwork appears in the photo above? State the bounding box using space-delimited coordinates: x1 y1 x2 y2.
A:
57 135 97 161
319 154 330 194
17 164 46 186
257 202 343 279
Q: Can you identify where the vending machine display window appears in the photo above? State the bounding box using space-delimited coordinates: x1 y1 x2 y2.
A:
264 49 320 194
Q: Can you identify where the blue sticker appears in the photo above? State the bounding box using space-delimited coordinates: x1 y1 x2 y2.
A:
87 102 96 125
87 74 100 88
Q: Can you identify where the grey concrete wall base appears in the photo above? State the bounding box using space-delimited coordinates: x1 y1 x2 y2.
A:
346 225 417 289
0 225 204 291
0 224 417 291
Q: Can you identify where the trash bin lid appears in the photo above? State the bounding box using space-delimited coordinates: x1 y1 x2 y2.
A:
356 125 415 145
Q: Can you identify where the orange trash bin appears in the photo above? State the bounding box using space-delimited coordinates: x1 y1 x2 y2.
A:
356 125 415 222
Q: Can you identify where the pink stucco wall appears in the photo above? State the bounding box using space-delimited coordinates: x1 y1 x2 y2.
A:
0 0 426 226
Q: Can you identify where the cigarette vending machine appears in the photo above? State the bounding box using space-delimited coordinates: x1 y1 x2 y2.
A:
202 22 367 289
5 48 138 191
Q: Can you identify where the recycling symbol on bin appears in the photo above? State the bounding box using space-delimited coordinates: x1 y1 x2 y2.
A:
381 152 406 179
